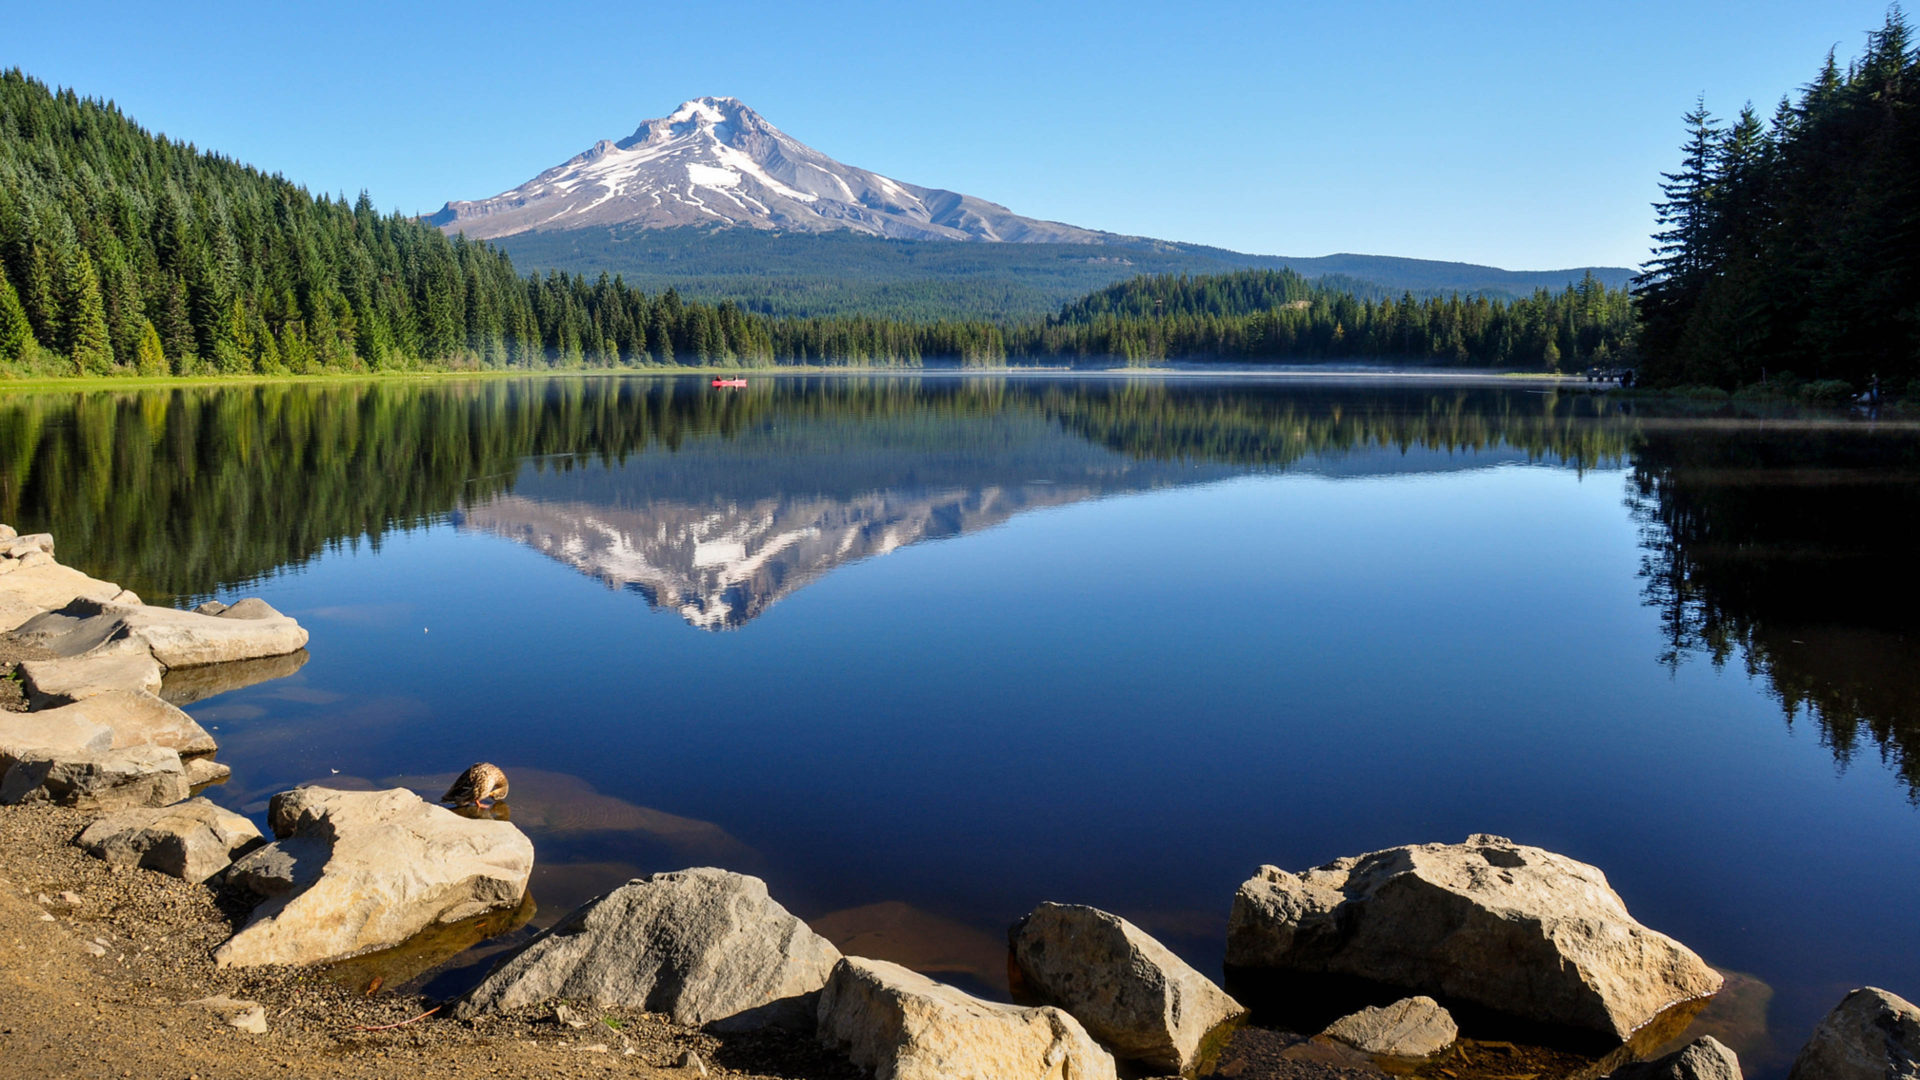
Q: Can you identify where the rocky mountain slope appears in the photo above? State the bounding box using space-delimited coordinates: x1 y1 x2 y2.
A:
430 97 1106 244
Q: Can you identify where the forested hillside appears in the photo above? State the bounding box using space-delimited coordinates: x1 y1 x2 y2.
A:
1635 10 1919 390
497 223 1635 321
0 69 778 374
0 68 1626 375
1011 269 1636 369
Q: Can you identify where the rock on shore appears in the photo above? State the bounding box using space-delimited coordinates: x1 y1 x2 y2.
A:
1787 987 1920 1080
457 867 841 1030
817 956 1118 1080
1320 996 1457 1058
77 797 265 883
215 786 533 968
1226 834 1723 1041
1009 901 1243 1073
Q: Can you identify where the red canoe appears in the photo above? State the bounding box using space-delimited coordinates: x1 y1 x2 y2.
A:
711 378 747 388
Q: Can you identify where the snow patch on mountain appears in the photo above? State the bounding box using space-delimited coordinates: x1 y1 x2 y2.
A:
429 96 1109 244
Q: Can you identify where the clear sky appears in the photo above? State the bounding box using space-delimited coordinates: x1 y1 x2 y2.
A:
2 0 1901 270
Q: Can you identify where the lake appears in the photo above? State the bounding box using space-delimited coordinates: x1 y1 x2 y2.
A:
5 373 1917 1078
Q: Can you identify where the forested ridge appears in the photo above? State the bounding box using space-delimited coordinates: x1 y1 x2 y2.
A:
2 67 1627 375
1635 9 1919 392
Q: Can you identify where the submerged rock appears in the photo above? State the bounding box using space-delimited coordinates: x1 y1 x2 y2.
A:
76 797 264 883
457 867 840 1031
1787 987 1920 1080
1009 901 1243 1073
214 786 533 968
817 956 1118 1080
1320 996 1457 1058
1226 835 1723 1041
1606 1035 1743 1079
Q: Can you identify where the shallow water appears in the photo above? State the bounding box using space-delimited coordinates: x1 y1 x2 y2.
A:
6 374 1918 1078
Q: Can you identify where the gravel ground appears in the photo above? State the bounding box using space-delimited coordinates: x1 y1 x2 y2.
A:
0 802 860 1080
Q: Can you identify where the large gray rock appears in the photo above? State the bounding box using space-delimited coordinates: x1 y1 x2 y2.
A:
0 744 189 810
1226 835 1723 1041
817 956 1118 1080
43 690 217 755
457 867 840 1030
0 558 128 633
76 797 264 883
1320 996 1457 1058
1608 1036 1743 1079
214 786 533 968
1787 987 1920 1080
1010 902 1243 1073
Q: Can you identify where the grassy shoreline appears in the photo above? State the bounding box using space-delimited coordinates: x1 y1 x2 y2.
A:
0 364 1581 392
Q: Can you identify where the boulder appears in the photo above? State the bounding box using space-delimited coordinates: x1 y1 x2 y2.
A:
185 758 232 788
0 707 114 771
0 744 189 810
1320 996 1458 1058
0 523 15 540
1607 1035 1742 1079
1787 987 1920 1080
119 598 308 668
10 596 307 670
76 797 264 883
15 638 165 706
2 533 53 557
214 786 533 968
818 956 1117 1080
457 867 841 1030
1009 902 1243 1073
0 560 127 633
42 690 217 755
1226 835 1722 1041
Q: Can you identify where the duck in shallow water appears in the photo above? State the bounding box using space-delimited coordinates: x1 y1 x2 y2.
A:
442 762 509 808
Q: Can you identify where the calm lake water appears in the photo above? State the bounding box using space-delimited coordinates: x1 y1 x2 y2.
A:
5 374 1919 1077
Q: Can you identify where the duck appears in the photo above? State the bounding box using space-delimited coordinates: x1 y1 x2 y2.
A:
441 762 509 808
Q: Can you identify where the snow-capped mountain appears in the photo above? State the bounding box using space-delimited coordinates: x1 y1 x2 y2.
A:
429 97 1109 243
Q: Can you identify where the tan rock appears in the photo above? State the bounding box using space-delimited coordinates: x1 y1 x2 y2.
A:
1227 835 1723 1041
457 867 840 1030
0 744 189 810
0 561 127 633
817 956 1117 1080
41 690 216 755
187 995 269 1035
0 707 115 771
1010 902 1243 1073
1787 987 1920 1080
1321 996 1457 1058
118 598 309 668
185 757 232 788
15 637 166 706
215 786 533 967
76 797 264 883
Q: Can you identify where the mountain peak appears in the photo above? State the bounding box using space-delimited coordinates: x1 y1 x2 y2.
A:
430 98 1108 244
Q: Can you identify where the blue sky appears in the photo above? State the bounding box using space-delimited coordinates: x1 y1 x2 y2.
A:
2 0 1901 270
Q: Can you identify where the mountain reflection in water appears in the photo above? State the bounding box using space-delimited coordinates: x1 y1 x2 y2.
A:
6 375 1920 1077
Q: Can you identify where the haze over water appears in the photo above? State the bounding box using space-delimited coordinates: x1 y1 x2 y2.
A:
6 374 1918 1078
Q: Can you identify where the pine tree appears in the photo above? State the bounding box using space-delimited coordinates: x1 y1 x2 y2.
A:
0 271 36 364
63 251 114 374
133 318 166 375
